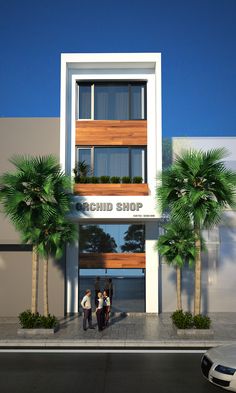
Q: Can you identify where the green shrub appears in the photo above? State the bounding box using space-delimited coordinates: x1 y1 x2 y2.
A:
171 310 194 329
89 176 99 183
193 314 211 329
19 310 58 329
132 176 143 183
122 176 132 184
19 310 39 328
100 176 110 183
39 314 58 329
110 176 121 183
75 176 89 183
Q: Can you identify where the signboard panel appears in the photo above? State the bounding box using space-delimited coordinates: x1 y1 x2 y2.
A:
70 195 160 220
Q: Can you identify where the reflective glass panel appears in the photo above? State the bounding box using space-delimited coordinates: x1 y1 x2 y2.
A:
130 84 145 119
79 84 91 119
94 147 129 177
131 148 144 179
94 84 129 120
77 148 91 168
79 224 145 253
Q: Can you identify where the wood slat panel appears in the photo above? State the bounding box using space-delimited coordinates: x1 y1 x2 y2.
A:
76 120 147 146
74 183 149 196
79 253 145 269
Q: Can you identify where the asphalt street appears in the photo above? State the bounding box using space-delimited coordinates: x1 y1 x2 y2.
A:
0 352 220 393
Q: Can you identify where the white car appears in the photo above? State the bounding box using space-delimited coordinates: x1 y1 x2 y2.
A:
201 345 236 391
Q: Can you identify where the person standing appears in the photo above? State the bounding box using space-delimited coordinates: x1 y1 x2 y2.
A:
104 277 110 296
108 278 113 305
96 292 104 331
94 276 100 307
81 289 95 331
103 290 111 327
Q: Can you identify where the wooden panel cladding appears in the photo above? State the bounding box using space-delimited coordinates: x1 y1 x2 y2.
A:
75 120 147 146
74 183 149 196
79 253 145 269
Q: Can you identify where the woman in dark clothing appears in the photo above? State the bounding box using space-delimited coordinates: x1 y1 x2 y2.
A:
94 276 100 307
96 292 104 331
103 290 111 327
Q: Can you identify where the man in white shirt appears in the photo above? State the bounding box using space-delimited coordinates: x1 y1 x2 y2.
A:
81 289 95 331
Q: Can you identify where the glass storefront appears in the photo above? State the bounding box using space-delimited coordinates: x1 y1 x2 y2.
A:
79 270 145 313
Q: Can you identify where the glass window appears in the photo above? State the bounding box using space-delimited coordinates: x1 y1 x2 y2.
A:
77 148 91 167
94 147 129 177
77 82 146 120
77 148 91 176
131 148 144 179
79 224 145 253
94 84 129 120
130 84 145 120
79 84 91 119
77 146 146 181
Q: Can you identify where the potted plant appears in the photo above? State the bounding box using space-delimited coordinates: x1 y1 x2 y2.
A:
17 310 59 336
171 310 213 336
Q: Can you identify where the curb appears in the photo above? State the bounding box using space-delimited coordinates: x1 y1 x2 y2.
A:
0 339 236 349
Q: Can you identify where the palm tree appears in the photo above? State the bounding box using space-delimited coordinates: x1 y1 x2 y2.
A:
23 218 77 316
0 155 72 314
157 148 236 315
156 221 196 310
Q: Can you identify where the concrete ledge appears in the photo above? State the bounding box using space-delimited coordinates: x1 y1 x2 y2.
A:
17 327 57 336
177 329 214 337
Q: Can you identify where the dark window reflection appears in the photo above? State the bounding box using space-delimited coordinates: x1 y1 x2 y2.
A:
94 148 129 177
79 84 91 119
80 224 145 253
94 84 129 120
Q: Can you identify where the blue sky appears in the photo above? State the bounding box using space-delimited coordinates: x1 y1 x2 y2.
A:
0 0 236 137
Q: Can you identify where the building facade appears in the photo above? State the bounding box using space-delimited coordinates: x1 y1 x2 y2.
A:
1 53 236 317
60 53 162 314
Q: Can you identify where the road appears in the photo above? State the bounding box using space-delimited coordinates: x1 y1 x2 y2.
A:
0 352 219 393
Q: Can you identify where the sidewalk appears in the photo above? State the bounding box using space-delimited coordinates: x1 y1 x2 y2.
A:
0 313 236 348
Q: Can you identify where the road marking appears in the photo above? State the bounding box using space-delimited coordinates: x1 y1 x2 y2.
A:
0 349 207 354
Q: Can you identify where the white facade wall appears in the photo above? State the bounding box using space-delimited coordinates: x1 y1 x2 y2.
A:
60 53 162 314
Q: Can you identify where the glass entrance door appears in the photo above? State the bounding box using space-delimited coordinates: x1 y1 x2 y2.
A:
79 269 145 313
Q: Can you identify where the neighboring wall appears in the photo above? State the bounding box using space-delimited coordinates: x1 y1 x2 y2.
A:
160 137 236 312
0 118 65 316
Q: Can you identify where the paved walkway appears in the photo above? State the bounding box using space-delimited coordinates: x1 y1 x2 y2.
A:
0 313 236 348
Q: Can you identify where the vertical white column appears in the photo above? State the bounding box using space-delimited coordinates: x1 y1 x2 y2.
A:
66 240 79 314
145 221 159 313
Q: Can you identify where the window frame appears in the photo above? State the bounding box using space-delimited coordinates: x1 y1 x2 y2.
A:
76 81 147 121
76 146 147 182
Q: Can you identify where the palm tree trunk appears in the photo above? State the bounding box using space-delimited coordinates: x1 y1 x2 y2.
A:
43 254 49 317
31 246 39 314
194 227 201 316
176 266 182 310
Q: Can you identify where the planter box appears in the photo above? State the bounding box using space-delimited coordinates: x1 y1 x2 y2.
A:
176 328 214 337
74 183 149 196
17 326 58 336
